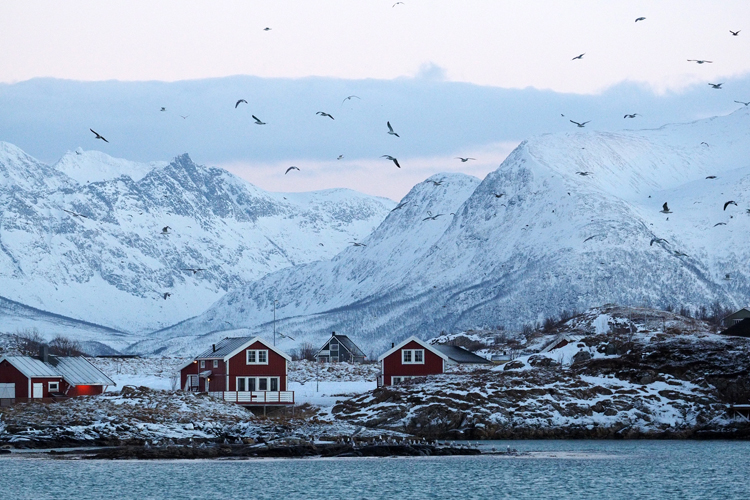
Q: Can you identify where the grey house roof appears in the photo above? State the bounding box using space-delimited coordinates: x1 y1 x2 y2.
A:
0 356 61 378
48 356 116 386
194 336 292 362
316 333 366 358
432 345 491 364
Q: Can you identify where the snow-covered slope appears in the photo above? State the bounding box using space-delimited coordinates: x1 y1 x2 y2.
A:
0 145 394 336
53 148 167 183
147 109 750 356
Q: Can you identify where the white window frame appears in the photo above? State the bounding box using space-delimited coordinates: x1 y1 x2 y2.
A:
246 349 269 365
392 376 420 385
213 359 219 368
236 376 279 392
199 360 205 369
48 381 60 393
402 349 424 364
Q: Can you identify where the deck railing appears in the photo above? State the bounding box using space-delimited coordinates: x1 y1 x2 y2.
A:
208 391 294 404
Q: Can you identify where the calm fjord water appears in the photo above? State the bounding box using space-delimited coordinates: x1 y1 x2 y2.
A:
1 441 748 500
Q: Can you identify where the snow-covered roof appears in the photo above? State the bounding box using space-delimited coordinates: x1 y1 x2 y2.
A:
432 345 491 364
194 336 291 362
48 356 116 386
377 336 449 363
0 356 62 378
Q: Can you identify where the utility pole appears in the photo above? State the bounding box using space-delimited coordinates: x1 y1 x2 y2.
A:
273 299 277 346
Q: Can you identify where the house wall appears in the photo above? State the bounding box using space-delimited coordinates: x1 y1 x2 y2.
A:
724 309 750 327
31 377 64 398
227 341 287 391
0 360 29 398
381 340 444 386
66 384 105 396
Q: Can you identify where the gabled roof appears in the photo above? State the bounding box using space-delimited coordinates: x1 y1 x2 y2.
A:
377 336 450 363
194 336 291 362
432 345 492 364
723 308 750 320
316 333 366 358
48 356 116 386
0 356 62 379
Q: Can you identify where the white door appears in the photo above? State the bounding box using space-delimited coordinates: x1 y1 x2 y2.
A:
32 383 43 398
0 383 14 398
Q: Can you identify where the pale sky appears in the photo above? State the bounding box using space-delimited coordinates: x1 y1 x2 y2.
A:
2 1 749 199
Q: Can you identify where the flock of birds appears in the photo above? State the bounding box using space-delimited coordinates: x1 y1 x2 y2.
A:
76 12 747 300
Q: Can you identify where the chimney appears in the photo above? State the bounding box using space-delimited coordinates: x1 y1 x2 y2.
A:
391 343 395 348
212 344 216 352
332 331 335 337
39 344 49 364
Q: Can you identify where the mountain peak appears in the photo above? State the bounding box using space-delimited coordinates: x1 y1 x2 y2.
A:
53 148 167 184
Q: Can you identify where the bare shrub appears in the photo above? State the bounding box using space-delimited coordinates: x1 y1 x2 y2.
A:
49 335 84 356
13 328 45 356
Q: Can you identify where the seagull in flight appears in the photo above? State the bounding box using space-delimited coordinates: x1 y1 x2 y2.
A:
386 121 400 137
427 180 443 186
263 27 271 31
734 100 750 106
701 142 710 147
708 83 723 89
62 209 88 219
650 238 668 246
162 226 171 234
341 95 361 105
660 202 671 213
350 241 367 247
163 292 172 300
572 53 585 60
391 202 408 211
160 107 166 112
687 59 712 64
706 175 717 179
624 113 639 119
316 111 334 120
493 193 505 198
724 200 738 210
714 222 727 226
730 30 741 36
285 166 300 175
570 120 590 127
455 157 476 162
235 99 248 108
635 17 646 22
393 1 405 6
182 268 206 274
576 171 592 176
90 129 108 142
422 211 444 221
252 115 266 125
381 155 401 168
337 155 344 160
180 115 189 119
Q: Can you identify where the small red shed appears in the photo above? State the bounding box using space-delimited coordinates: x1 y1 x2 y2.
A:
377 336 491 386
180 336 293 406
0 355 115 404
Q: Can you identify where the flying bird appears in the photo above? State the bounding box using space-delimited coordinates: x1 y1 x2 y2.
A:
701 142 709 147
316 111 334 120
163 292 172 300
386 121 400 137
661 202 671 213
182 268 206 274
428 180 443 186
455 157 476 162
337 155 344 160
708 83 723 89
650 238 668 246
674 251 689 257
263 27 271 31
350 241 367 247
687 59 712 64
160 107 166 112
62 209 87 219
576 171 592 176
235 99 248 108
493 193 505 198
162 226 171 234
422 211 444 221
635 17 646 22
734 100 750 106
724 273 732 280
572 53 585 60
341 95 361 105
624 113 639 119
393 1 404 6
730 30 740 36
90 129 108 142
381 155 401 168
285 166 300 175
570 120 590 127
252 115 266 125
180 115 189 119
724 200 737 210
714 222 727 226
391 202 408 211
706 175 717 179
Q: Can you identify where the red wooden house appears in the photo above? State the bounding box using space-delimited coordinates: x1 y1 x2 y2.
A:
0 354 115 405
179 336 293 406
377 336 490 387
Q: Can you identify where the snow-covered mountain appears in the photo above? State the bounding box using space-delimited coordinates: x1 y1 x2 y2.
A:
146 108 750 356
0 144 394 336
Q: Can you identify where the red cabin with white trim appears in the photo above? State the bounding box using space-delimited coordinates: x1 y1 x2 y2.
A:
377 336 449 387
180 336 293 406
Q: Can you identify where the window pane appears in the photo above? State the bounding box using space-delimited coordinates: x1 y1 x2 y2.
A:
259 350 267 363
270 378 278 391
237 378 245 391
259 378 268 391
415 350 423 363
213 360 218 368
249 378 256 391
403 350 412 363
247 350 256 363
